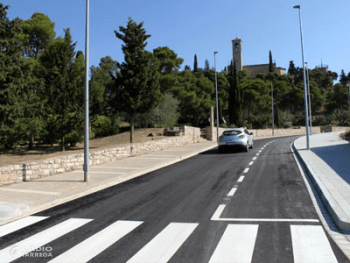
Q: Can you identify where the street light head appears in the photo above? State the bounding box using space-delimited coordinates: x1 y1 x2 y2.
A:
214 52 218 55
293 5 300 9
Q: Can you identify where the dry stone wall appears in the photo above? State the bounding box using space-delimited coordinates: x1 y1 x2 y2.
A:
205 125 350 141
0 126 201 186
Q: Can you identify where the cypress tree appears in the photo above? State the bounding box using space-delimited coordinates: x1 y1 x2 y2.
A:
269 50 274 73
204 59 210 72
193 54 198 72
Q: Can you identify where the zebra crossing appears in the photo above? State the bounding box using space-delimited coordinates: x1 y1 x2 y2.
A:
0 216 338 263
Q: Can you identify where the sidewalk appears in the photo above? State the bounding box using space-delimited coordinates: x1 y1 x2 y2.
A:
0 141 217 226
293 132 350 232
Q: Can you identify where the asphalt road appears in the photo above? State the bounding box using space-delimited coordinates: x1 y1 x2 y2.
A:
0 136 349 263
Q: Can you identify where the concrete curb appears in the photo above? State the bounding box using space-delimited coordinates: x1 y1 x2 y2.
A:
0 143 217 226
292 142 350 232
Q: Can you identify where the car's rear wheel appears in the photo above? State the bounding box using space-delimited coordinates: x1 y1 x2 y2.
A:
244 144 249 152
218 146 224 153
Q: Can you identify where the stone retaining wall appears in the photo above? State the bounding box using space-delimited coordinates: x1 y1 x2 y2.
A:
0 126 201 186
205 126 350 141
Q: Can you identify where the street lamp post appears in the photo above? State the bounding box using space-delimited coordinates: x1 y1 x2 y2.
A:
305 62 312 135
271 80 274 136
294 5 310 150
214 52 219 142
84 0 90 182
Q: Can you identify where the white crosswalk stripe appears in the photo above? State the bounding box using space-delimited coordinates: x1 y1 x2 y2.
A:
291 225 338 263
0 217 340 263
209 224 259 263
0 218 92 262
0 216 49 238
49 220 143 263
126 222 198 263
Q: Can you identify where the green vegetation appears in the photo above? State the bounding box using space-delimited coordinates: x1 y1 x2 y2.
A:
1 3 350 150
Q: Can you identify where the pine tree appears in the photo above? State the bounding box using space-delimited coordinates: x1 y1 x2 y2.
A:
113 18 162 143
269 50 274 73
193 54 198 72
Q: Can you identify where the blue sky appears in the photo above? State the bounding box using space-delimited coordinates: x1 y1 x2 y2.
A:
4 0 350 81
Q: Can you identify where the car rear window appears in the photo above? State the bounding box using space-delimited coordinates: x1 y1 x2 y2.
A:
223 130 242 136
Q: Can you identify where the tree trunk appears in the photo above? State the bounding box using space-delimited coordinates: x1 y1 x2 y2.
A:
62 135 65 151
29 134 34 150
130 114 135 143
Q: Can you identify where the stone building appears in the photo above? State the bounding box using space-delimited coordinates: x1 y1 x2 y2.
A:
232 38 286 77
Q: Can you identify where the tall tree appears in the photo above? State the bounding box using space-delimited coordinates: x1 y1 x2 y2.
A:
193 54 198 72
18 12 56 59
228 61 243 126
287 60 296 76
113 18 162 143
17 12 55 149
269 50 274 73
89 56 118 116
204 59 210 72
39 28 85 150
0 4 31 149
340 69 349 87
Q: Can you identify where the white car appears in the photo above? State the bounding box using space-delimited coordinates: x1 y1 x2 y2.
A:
218 127 253 153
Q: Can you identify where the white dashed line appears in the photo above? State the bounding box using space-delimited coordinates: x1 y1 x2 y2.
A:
256 153 260 156
237 176 245 182
252 157 257 160
227 188 237 197
243 168 249 173
249 161 253 166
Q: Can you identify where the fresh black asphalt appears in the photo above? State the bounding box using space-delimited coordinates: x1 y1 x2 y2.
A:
1 136 349 262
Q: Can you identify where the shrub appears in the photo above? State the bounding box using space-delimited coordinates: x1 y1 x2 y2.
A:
279 112 294 128
228 124 237 128
65 130 84 147
220 123 228 128
92 116 113 138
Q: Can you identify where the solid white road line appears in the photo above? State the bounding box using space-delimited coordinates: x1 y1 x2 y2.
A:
252 157 257 160
209 224 259 263
237 176 245 183
0 216 49 238
243 168 249 173
0 218 92 262
49 220 143 263
227 188 237 197
249 161 254 165
211 205 226 220
211 204 319 222
127 222 198 263
291 225 338 263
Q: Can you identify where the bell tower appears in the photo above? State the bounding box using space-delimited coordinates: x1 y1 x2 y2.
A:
232 38 243 71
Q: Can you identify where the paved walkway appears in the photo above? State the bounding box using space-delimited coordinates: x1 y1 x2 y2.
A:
0 141 217 225
293 132 350 232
